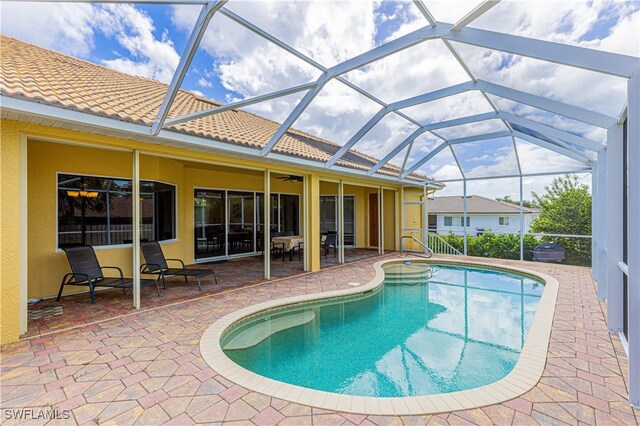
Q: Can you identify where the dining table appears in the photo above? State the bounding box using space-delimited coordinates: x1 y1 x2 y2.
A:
271 235 304 261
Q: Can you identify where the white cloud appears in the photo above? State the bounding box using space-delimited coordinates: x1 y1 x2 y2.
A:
1 3 181 83
197 78 212 88
97 5 180 83
0 2 97 56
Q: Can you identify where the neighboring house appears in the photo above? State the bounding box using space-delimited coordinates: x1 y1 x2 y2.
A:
428 195 539 236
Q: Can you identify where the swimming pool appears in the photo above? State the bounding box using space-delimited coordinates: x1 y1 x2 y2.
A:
220 263 544 398
201 259 558 414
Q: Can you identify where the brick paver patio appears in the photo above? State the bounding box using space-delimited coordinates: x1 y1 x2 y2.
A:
2 254 639 425
23 249 380 338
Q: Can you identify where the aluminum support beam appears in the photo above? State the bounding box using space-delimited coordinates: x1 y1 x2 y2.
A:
412 0 437 26
329 82 476 166
519 175 524 261
26 0 208 3
327 107 389 167
402 142 448 179
261 75 330 155
596 149 608 299
626 70 639 407
264 170 271 279
414 1 512 136
369 93 604 176
422 185 427 253
452 0 501 32
151 1 227 135
443 26 640 78
438 169 592 182
402 131 510 178
369 111 497 175
261 24 452 155
219 6 436 134
606 123 624 333
378 187 383 255
404 128 590 179
512 131 593 164
164 82 316 127
338 180 345 264
502 112 603 152
463 180 468 255
591 164 598 282
479 81 617 128
132 150 141 309
303 173 309 271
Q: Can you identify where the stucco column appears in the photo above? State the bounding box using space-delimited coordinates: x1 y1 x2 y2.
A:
0 121 26 343
306 174 321 272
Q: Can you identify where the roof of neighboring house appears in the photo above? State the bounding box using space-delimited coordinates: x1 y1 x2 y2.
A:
0 35 435 183
428 195 539 214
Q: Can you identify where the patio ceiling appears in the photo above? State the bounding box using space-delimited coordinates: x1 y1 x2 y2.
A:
5 0 639 185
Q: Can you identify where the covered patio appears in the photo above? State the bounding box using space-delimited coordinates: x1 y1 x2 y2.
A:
23 248 380 339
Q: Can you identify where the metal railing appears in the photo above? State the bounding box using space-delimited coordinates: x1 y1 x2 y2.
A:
400 235 433 258
426 233 463 256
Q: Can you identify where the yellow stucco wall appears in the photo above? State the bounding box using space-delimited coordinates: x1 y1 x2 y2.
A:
1 118 422 343
1 121 22 344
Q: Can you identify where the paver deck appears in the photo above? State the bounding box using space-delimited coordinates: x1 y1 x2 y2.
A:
1 254 638 425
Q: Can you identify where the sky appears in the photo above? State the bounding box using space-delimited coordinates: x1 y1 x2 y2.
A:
1 0 639 200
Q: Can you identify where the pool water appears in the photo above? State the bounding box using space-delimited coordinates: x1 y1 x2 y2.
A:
222 263 544 397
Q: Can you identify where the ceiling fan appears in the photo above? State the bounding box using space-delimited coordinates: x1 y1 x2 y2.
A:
276 175 303 183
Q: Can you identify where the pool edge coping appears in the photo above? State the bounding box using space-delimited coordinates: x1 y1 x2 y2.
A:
199 257 559 415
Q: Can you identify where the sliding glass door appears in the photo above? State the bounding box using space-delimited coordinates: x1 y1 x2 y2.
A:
194 190 225 259
195 189 300 261
320 195 355 246
227 192 255 255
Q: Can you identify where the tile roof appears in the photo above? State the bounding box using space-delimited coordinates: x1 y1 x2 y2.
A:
0 35 434 182
427 195 539 214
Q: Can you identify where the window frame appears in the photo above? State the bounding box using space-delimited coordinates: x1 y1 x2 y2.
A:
193 186 302 261
56 171 178 251
499 216 510 226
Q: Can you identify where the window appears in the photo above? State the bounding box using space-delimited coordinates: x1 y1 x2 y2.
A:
320 195 356 246
256 193 300 234
444 216 469 227
499 216 510 226
58 174 176 248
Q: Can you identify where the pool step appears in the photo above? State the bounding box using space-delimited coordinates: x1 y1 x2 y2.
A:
223 310 316 350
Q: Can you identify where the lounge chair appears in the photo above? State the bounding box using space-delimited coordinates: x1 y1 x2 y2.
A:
57 245 160 304
141 241 217 291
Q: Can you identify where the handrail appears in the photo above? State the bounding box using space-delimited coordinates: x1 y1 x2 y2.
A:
400 235 433 258
427 233 463 256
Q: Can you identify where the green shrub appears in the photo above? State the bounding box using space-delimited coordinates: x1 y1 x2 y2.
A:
437 232 539 261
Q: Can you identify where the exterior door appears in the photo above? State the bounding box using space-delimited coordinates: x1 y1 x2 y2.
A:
194 190 225 259
369 193 378 247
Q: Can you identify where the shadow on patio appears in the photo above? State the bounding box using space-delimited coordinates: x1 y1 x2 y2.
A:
23 248 382 339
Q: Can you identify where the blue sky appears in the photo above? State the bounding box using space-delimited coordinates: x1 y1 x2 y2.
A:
1 0 638 198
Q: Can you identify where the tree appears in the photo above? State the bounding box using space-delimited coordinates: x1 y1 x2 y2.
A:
495 195 539 209
530 175 592 265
